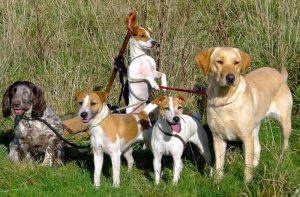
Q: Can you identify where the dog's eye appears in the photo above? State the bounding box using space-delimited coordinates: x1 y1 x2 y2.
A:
163 107 170 111
178 106 183 110
140 34 145 37
216 60 223 64
91 102 97 106
78 101 83 106
234 61 240 65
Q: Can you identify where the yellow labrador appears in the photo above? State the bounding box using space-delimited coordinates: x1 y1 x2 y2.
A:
195 47 292 182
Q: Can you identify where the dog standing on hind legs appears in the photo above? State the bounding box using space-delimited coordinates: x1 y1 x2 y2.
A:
195 47 292 183
125 13 167 114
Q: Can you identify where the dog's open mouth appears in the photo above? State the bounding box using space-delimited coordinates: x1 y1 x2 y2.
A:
168 122 181 133
13 108 26 116
81 118 90 124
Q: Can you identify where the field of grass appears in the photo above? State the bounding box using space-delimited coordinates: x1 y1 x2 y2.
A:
0 0 299 196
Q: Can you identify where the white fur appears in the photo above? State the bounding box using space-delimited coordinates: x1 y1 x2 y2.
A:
126 30 167 113
151 98 212 184
79 98 152 187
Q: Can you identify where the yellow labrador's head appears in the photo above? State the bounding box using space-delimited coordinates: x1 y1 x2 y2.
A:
195 47 251 87
75 91 108 124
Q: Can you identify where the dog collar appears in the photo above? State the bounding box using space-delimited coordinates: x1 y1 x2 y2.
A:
157 124 186 147
129 53 146 63
89 104 110 128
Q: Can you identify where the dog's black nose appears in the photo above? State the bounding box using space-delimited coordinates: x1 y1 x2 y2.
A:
173 116 180 123
13 99 21 107
226 74 235 84
151 40 157 46
80 112 88 119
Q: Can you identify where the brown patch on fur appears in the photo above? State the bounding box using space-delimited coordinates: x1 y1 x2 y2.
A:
137 111 151 130
100 114 139 144
132 27 151 42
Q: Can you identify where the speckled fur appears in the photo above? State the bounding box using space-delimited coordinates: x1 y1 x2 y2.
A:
2 81 64 165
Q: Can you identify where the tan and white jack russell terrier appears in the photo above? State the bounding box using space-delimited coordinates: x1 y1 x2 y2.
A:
126 15 167 113
149 95 212 185
75 91 151 187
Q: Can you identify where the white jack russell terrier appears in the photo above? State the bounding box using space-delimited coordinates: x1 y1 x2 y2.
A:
126 17 167 114
149 95 212 184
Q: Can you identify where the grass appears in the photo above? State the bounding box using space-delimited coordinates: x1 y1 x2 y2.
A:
0 120 299 196
0 0 299 196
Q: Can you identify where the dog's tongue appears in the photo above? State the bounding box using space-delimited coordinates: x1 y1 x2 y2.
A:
170 123 181 133
81 118 90 123
14 109 24 115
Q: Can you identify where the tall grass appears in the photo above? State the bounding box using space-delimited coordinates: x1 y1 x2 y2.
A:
0 0 299 196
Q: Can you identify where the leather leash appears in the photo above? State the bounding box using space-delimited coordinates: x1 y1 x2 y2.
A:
105 12 137 94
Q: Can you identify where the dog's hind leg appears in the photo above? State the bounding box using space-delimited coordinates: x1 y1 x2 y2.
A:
275 107 292 150
189 134 212 166
269 87 292 150
123 147 134 171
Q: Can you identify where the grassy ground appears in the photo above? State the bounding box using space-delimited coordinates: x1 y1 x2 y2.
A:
0 120 299 196
0 0 299 196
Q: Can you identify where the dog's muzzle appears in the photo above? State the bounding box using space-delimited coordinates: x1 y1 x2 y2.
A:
226 73 235 85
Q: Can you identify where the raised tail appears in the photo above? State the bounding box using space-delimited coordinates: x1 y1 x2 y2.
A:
280 66 288 82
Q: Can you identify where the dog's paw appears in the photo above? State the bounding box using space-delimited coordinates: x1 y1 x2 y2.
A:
113 181 120 188
94 182 100 188
153 84 160 90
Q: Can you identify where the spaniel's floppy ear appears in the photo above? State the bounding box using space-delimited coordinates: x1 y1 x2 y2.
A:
239 50 251 74
195 48 215 76
2 85 12 118
32 85 46 117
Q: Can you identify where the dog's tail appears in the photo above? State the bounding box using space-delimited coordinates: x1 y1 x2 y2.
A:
280 66 288 82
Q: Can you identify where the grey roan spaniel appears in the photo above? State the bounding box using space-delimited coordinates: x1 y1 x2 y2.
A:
2 81 64 165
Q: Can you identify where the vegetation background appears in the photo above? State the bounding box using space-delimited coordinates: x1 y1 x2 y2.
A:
0 0 299 196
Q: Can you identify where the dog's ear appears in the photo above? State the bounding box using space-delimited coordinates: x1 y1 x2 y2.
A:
195 48 214 76
239 50 251 74
175 94 189 105
32 85 46 117
151 96 167 105
75 91 83 101
96 91 108 103
126 12 137 31
2 85 12 118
